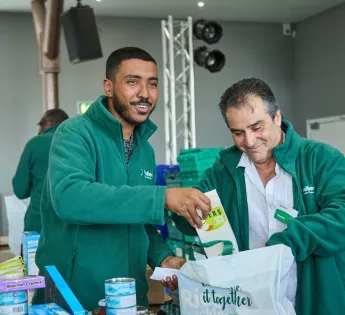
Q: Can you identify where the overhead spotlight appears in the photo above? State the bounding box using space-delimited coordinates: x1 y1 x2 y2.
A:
193 19 223 44
197 1 204 7
194 47 225 73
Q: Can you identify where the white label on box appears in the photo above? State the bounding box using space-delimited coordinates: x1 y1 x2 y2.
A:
28 250 38 276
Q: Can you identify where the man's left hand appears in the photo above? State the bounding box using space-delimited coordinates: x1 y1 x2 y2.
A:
160 256 185 291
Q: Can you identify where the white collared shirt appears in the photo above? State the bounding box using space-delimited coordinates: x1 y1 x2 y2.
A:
237 143 297 305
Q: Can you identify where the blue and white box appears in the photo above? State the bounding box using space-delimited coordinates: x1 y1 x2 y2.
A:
0 290 27 305
22 232 40 276
29 303 70 315
44 266 85 315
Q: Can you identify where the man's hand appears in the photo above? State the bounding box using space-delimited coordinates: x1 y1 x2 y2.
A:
160 256 185 291
165 188 211 228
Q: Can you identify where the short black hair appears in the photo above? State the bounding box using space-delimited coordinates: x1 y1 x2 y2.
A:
219 78 280 123
105 47 157 80
38 109 69 126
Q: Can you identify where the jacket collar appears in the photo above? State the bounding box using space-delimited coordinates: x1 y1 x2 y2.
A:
85 95 158 144
42 124 59 135
220 120 302 175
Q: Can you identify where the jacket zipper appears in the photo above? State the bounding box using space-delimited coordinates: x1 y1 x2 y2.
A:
229 170 246 251
291 176 301 210
124 141 140 278
121 139 131 277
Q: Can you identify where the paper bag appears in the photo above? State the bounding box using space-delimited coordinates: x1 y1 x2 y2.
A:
196 189 239 257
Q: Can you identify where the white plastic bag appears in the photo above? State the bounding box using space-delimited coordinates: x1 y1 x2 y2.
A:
178 244 296 315
4 195 29 256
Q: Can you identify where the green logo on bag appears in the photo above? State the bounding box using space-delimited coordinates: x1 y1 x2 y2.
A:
202 284 252 310
200 206 226 231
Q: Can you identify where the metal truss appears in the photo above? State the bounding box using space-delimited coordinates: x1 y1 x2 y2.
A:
161 16 196 165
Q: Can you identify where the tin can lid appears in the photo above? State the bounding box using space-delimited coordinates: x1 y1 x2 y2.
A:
105 278 135 284
136 305 148 314
98 299 106 307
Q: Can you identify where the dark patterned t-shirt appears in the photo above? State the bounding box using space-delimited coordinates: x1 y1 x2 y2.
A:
124 134 134 165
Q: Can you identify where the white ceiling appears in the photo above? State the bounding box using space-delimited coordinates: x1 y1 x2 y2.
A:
1 0 344 23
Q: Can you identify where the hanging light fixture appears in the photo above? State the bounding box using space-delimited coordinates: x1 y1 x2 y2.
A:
193 19 223 44
194 46 225 73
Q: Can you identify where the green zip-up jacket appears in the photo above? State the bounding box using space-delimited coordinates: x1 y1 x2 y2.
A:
174 120 345 315
12 125 59 233
33 96 173 310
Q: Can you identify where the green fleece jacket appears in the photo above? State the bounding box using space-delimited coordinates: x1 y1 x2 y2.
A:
174 120 345 315
33 96 173 310
12 125 59 233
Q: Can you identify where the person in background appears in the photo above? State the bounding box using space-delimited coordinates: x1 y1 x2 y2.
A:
12 109 69 233
173 78 345 315
33 47 211 310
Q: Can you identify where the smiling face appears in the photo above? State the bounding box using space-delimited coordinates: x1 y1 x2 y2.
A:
226 94 282 164
104 59 158 126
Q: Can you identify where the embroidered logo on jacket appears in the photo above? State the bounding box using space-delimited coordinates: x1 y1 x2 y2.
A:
141 169 153 180
302 186 315 195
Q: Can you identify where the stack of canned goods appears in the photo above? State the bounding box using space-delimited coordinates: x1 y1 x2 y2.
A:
0 290 28 315
104 278 137 315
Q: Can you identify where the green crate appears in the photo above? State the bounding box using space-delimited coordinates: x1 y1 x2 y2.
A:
178 157 218 173
180 171 204 178
180 171 203 187
165 171 181 188
179 147 223 157
177 148 223 173
180 179 201 188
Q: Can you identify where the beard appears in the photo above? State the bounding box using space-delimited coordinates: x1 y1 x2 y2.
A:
111 92 155 126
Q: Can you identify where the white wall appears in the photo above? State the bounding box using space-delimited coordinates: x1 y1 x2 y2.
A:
0 13 295 235
294 3 345 136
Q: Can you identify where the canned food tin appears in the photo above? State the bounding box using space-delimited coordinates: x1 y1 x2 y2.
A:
98 299 106 307
106 306 137 315
136 306 148 314
105 294 136 309
105 278 136 296
0 302 28 315
0 291 27 306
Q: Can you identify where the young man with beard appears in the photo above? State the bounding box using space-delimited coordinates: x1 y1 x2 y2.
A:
33 47 211 310
173 78 345 315
12 109 69 234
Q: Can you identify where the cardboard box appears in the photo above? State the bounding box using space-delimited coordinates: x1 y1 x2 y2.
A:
146 266 164 305
22 232 40 276
0 276 45 293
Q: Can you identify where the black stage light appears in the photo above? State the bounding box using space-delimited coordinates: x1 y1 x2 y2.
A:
194 47 225 73
193 19 223 44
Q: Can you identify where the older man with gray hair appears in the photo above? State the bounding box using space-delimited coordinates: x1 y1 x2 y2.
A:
174 78 345 315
